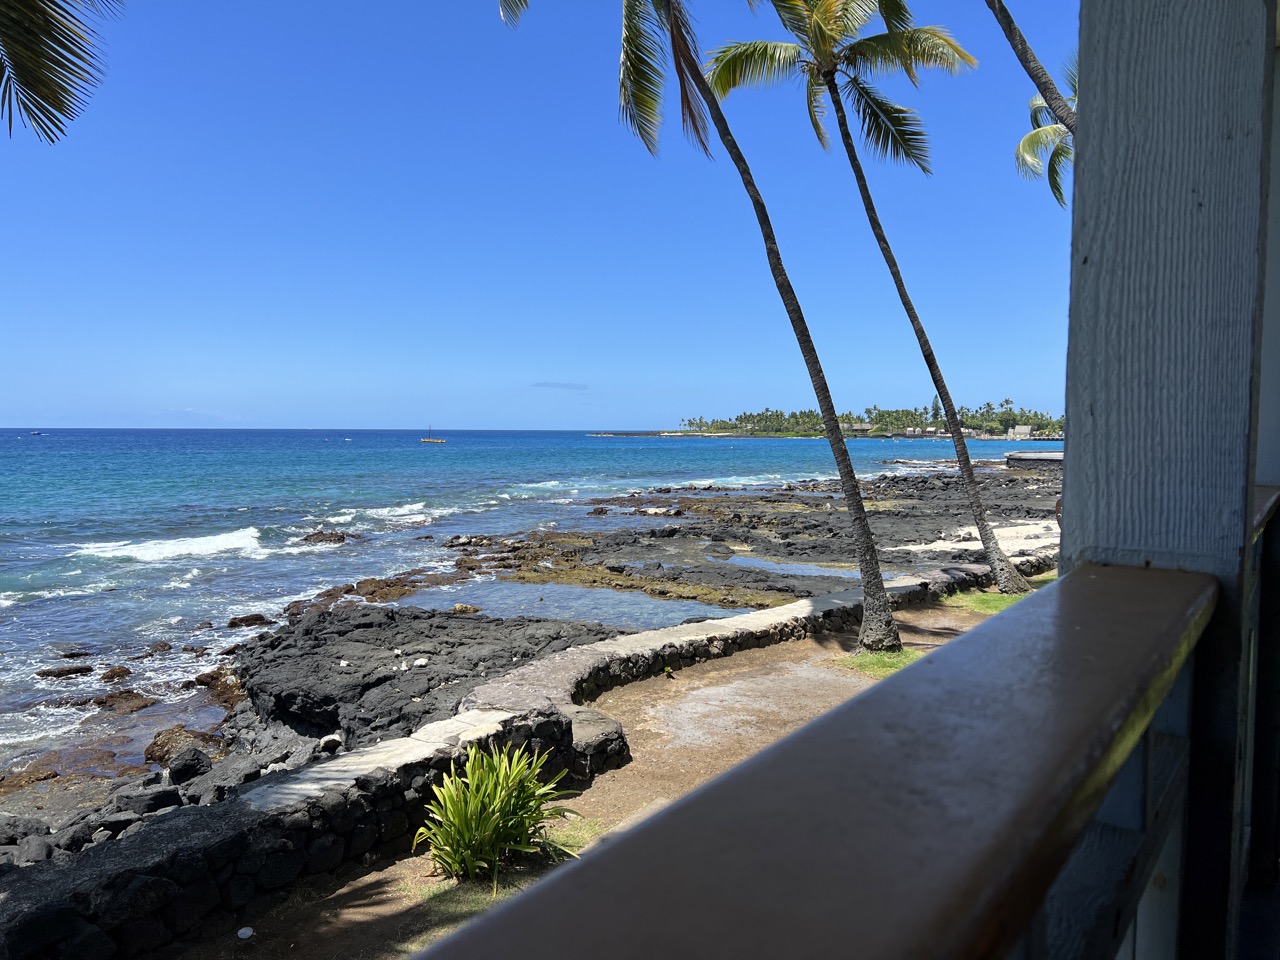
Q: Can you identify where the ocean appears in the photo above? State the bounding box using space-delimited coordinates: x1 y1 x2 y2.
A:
0 428 1060 768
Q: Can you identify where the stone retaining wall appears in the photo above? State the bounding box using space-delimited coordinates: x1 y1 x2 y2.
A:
0 557 1053 960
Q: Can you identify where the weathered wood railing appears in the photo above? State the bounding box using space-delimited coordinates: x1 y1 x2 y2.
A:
418 563 1218 960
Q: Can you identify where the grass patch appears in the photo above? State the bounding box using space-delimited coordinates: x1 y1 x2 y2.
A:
941 570 1059 616
834 647 926 680
545 815 604 855
942 591 1022 616
390 868 546 956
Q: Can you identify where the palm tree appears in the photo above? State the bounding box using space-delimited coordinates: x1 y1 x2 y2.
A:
500 0 901 649
871 1 1076 136
980 0 1076 134
708 0 1031 594
1015 52 1077 207
0 0 119 142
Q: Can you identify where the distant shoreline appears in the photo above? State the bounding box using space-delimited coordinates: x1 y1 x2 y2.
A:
589 430 1065 442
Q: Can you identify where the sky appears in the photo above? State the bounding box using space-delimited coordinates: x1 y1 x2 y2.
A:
2 1 1079 430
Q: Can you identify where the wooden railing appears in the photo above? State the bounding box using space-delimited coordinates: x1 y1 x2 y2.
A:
418 564 1218 960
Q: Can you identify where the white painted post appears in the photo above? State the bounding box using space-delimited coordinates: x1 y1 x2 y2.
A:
1062 0 1275 953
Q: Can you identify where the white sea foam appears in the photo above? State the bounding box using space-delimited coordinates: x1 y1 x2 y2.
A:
0 584 103 605
74 527 263 562
0 704 85 749
322 502 459 529
680 473 797 488
365 502 427 519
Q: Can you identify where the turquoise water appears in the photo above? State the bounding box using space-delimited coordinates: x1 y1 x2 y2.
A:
0 429 1059 763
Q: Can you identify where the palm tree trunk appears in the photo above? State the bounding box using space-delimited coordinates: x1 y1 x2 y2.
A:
983 0 1077 134
825 76 1031 594
666 19 899 649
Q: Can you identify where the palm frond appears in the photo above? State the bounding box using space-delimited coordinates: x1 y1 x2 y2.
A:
1063 49 1078 99
764 0 811 42
806 71 830 149
498 0 527 25
842 27 974 85
843 75 930 173
1014 122 1066 178
618 0 667 155
660 0 711 156
705 40 802 98
874 0 912 32
838 0 882 39
809 0 844 60
1028 93 1057 130
900 26 975 72
1046 135 1073 206
0 0 120 142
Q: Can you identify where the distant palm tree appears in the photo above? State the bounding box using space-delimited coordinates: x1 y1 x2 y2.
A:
501 0 901 649
1015 51 1077 207
709 0 1031 594
0 0 119 142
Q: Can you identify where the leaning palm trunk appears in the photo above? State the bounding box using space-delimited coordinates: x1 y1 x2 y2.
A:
674 44 900 649
825 76 1031 594
981 0 1076 133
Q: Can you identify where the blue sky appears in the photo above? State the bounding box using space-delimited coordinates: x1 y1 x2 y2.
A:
3 1 1078 430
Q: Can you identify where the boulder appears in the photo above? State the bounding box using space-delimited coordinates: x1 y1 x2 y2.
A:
227 613 275 630
99 664 131 682
15 835 53 864
195 667 244 709
93 689 158 716
114 785 183 816
34 664 92 680
168 747 213 785
300 530 364 545
144 725 224 766
0 815 50 846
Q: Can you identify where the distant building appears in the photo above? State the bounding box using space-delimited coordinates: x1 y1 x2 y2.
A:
839 421 874 436
1008 425 1034 438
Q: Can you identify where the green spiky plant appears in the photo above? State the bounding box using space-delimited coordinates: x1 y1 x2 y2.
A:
0 0 120 142
500 0 902 649
707 0 1030 594
1015 51 1077 207
412 743 578 893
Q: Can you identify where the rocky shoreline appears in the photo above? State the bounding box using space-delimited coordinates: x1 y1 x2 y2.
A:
0 466 1060 870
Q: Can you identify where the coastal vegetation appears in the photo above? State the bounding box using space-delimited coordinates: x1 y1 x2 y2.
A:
681 399 1065 436
503 0 903 650
708 0 1030 594
411 743 578 890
